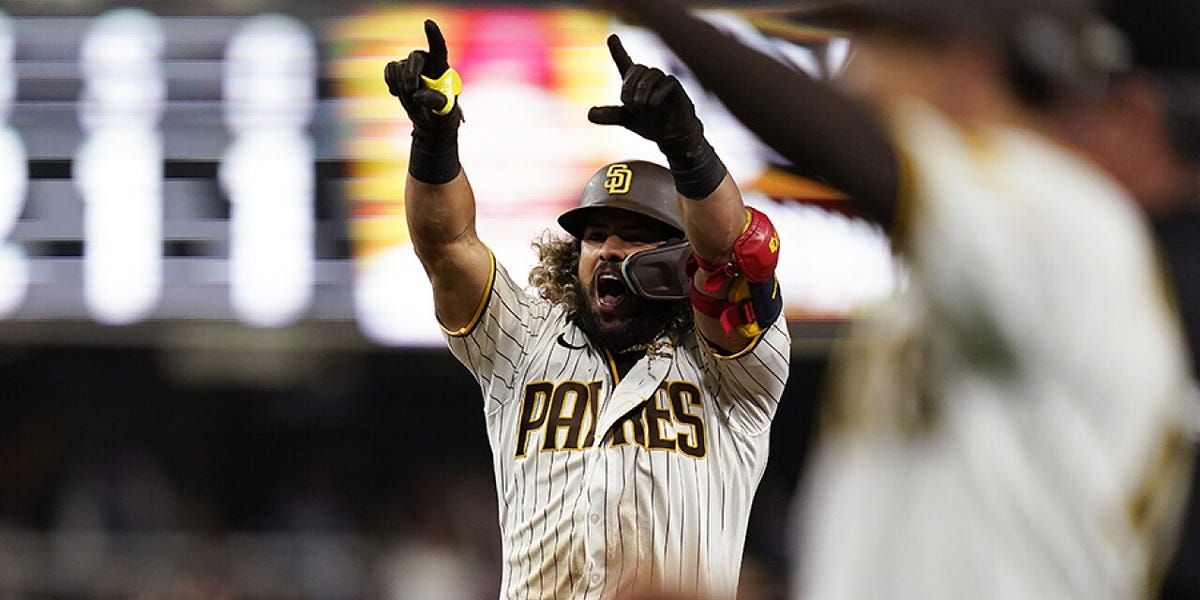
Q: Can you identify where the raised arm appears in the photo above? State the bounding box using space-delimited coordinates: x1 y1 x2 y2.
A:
589 36 743 265
384 20 491 332
605 0 903 229
590 35 782 352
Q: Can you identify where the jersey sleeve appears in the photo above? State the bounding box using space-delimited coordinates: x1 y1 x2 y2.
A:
700 316 792 436
442 251 551 408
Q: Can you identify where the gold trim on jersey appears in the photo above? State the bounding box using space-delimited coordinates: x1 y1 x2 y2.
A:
891 145 920 253
699 324 767 361
441 247 497 337
603 348 621 386
1127 421 1192 596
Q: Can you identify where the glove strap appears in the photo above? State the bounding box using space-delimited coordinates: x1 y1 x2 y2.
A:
409 127 461 185
689 278 761 338
687 252 738 295
662 137 728 200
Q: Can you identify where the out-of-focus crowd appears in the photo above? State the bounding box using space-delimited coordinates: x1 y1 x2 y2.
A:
0 346 822 599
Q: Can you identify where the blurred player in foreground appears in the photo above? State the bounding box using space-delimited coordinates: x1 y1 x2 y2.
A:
606 0 1194 598
384 20 789 600
1066 1 1200 596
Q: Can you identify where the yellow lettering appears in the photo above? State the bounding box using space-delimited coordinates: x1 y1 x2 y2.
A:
604 163 632 194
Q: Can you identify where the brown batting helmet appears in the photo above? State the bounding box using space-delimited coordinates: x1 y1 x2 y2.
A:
557 160 685 239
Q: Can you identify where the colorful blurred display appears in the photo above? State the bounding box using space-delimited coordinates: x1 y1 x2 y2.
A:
1 4 898 346
332 6 897 344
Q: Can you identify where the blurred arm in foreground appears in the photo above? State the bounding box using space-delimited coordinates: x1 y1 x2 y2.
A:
604 1 1196 599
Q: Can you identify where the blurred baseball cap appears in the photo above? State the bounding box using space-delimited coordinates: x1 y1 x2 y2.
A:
788 0 1200 74
1103 0 1200 159
786 0 1094 35
1104 0 1200 72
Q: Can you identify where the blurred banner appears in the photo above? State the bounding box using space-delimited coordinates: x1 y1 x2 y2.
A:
0 4 899 346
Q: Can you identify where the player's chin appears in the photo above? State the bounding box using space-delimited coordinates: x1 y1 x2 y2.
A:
584 294 634 328
590 316 646 351
582 297 680 352
594 312 635 334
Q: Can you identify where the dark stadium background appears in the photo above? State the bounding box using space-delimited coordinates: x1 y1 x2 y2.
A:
1 345 828 597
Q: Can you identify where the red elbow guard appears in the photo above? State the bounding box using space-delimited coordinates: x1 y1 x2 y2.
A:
733 207 780 283
688 207 780 295
687 207 784 338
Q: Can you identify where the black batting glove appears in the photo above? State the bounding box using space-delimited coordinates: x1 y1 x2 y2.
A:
589 34 726 199
383 19 463 184
384 19 463 135
588 34 703 157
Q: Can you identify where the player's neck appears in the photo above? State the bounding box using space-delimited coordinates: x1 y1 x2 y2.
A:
611 348 642 379
608 337 669 378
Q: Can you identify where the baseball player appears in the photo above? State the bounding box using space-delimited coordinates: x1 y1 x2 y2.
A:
607 0 1194 598
1058 1 1200 597
384 20 790 600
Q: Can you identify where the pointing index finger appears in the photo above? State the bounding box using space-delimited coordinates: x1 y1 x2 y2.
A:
606 34 634 76
424 19 447 60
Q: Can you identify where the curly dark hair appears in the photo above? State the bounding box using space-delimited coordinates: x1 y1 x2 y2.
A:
529 232 693 347
528 234 585 312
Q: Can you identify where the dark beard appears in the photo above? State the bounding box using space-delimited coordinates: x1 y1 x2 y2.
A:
572 295 687 353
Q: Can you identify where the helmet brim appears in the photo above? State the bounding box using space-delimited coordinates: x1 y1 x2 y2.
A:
557 204 685 240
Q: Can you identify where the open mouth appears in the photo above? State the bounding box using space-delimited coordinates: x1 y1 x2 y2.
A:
595 272 629 307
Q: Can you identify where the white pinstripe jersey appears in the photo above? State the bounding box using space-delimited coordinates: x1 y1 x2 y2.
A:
796 99 1194 600
443 253 791 600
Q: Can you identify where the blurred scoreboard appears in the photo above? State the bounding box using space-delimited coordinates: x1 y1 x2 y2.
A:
0 5 898 347
7 10 345 328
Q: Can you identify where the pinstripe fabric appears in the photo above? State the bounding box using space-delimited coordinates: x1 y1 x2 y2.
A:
445 263 790 599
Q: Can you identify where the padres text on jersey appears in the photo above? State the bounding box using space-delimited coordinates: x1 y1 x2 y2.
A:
444 255 790 600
